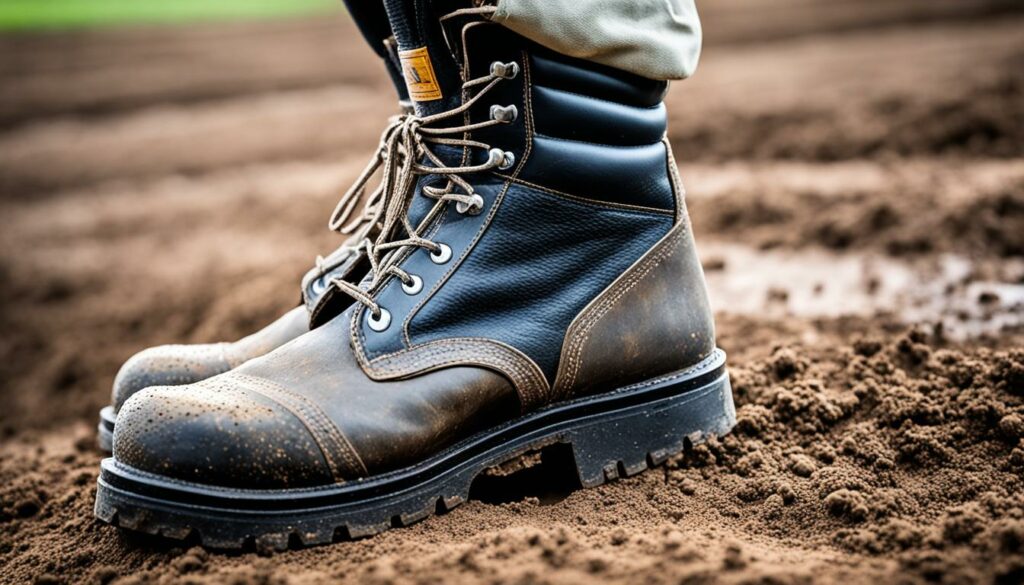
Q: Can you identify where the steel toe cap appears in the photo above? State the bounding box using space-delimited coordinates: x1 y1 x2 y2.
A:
110 344 233 411
111 378 336 490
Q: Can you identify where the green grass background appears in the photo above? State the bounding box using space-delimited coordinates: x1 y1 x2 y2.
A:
0 0 340 30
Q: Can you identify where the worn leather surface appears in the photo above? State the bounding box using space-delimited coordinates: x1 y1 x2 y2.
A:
113 378 337 489
110 305 309 411
357 22 676 387
552 202 715 400
113 310 518 485
224 305 312 366
112 239 366 412
302 243 366 323
411 181 672 382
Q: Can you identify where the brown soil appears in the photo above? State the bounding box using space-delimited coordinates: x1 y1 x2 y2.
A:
688 166 1024 258
2 2 1024 583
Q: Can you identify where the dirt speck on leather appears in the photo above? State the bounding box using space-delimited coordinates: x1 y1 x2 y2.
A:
2 1 1024 583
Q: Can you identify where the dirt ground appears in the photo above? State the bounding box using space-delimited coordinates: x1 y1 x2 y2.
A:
2 1 1024 583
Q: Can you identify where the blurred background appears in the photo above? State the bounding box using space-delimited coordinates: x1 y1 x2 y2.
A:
1 0 1022 581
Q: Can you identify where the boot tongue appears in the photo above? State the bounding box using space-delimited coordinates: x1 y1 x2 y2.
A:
383 0 467 117
383 0 479 229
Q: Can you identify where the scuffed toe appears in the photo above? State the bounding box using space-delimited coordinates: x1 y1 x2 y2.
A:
111 375 338 490
110 344 233 411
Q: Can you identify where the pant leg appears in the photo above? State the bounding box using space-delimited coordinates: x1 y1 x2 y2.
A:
488 0 702 81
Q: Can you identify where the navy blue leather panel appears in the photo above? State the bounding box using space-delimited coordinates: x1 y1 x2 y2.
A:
358 24 534 354
520 137 674 211
406 177 440 228
357 19 679 366
529 53 668 108
359 177 506 358
409 181 673 381
531 85 666 147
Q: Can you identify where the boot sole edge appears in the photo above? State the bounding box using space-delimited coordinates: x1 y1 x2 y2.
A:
94 349 734 550
97 406 116 453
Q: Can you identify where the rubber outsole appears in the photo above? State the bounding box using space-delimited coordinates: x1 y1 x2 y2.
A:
97 406 116 453
94 350 734 550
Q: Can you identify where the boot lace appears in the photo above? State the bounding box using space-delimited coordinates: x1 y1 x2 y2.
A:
325 60 520 321
308 115 405 280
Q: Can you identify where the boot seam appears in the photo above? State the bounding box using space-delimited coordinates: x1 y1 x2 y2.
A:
232 373 367 482
493 174 675 216
354 333 548 410
553 221 688 399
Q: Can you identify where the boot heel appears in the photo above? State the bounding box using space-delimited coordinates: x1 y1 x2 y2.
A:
567 371 734 488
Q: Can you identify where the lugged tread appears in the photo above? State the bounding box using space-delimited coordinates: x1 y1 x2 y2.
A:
96 429 729 549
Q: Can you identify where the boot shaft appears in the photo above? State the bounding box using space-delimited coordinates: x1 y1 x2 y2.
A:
387 1 677 212
352 4 715 402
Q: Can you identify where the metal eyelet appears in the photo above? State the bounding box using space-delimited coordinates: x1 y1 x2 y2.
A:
367 307 391 332
456 193 485 215
490 61 519 79
487 148 515 171
489 104 518 123
430 243 452 264
402 274 423 295
498 151 515 170
310 275 327 296
487 148 505 166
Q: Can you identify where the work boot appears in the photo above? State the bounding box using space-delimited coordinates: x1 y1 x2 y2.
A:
95 2 411 452
96 0 735 549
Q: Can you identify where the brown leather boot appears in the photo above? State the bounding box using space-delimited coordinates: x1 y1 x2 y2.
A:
96 1 734 549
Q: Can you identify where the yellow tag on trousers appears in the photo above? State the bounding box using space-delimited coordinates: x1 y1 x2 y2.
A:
399 47 443 102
